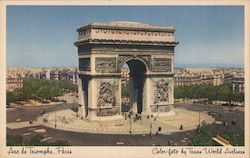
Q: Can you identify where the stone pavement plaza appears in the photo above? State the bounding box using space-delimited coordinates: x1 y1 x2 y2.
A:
36 108 214 135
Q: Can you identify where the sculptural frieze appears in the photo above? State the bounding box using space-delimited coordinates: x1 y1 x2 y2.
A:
91 28 173 38
154 79 169 104
95 58 117 73
152 58 171 72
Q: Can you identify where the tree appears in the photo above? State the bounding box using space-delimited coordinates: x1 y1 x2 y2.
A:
121 83 129 97
6 78 76 104
58 80 78 92
189 123 214 146
7 134 70 146
189 123 244 146
174 84 244 102
220 127 243 146
7 92 16 105
7 134 24 146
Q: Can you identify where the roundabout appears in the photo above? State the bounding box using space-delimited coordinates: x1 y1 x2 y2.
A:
37 107 214 135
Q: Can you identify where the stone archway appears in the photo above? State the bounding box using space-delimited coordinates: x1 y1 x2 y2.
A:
74 22 178 120
120 58 147 114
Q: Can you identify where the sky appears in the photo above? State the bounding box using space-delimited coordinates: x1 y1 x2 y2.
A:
7 6 244 68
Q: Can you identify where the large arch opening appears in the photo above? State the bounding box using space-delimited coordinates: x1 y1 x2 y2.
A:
121 59 147 114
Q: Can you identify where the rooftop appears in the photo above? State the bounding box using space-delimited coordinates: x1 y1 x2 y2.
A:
77 21 176 32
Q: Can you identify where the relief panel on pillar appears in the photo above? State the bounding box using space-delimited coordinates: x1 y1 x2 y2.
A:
95 57 117 73
154 79 169 104
98 82 114 107
97 82 119 116
151 79 171 112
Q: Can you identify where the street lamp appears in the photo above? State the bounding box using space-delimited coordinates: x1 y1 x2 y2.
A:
150 114 154 135
129 116 132 134
129 112 133 134
194 93 201 128
198 109 201 127
157 105 159 118
55 112 57 128
196 108 201 133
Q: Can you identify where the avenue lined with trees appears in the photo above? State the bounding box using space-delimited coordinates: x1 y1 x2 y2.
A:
7 78 77 105
174 84 244 103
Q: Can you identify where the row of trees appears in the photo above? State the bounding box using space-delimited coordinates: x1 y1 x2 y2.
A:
7 134 70 146
189 123 243 146
174 84 244 102
7 78 78 104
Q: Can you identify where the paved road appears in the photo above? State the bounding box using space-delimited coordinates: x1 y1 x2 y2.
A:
7 103 244 146
7 103 72 123
7 103 193 146
7 125 192 146
175 103 244 143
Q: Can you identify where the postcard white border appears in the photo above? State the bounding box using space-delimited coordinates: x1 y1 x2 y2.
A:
0 0 249 158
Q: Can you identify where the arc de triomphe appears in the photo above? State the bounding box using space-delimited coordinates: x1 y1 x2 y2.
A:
74 22 178 120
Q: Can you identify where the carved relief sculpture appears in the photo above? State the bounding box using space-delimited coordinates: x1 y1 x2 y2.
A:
95 58 116 73
154 79 169 104
152 58 171 72
98 82 114 107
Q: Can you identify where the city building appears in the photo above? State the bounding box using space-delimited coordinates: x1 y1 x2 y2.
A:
50 69 59 80
174 75 201 86
232 77 244 93
7 67 79 85
6 77 23 92
174 68 243 87
201 74 214 85
222 73 234 84
213 73 223 86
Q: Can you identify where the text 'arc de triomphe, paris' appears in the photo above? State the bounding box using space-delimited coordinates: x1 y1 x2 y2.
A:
74 22 179 121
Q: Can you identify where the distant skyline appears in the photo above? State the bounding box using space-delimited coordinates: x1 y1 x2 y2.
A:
7 6 244 68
